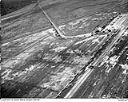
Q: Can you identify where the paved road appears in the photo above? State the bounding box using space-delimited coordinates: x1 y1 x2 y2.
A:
64 14 128 98
1 0 128 98
92 28 126 66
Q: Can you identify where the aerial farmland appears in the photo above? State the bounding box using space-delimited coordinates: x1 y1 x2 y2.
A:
1 0 128 98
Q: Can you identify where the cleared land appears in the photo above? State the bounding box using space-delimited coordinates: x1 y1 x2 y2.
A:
1 0 128 98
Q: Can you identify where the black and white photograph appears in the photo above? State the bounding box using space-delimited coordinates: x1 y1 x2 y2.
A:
1 0 128 101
